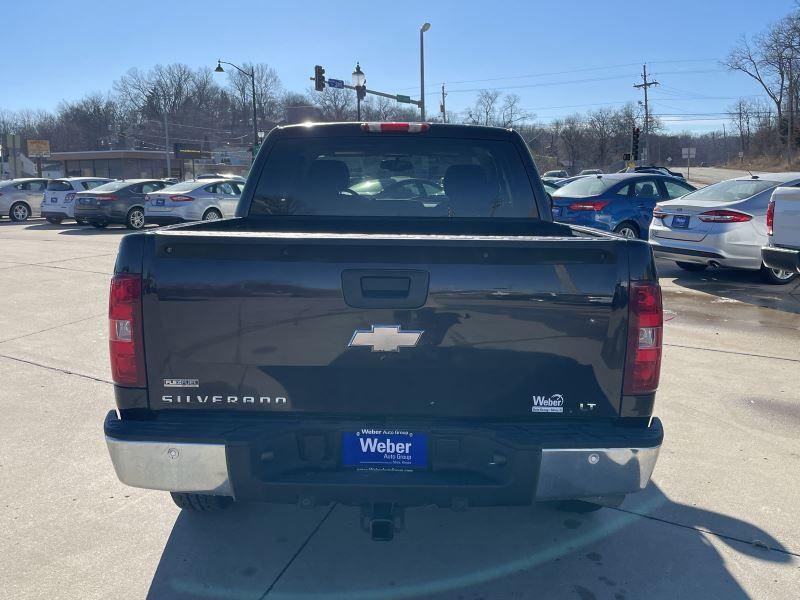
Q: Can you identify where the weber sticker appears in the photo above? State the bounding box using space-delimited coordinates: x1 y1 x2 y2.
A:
531 394 564 413
164 378 199 388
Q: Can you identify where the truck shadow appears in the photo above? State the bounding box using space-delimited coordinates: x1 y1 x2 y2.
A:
657 260 800 315
147 483 790 599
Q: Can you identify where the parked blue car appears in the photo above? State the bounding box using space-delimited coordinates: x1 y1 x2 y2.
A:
550 173 696 239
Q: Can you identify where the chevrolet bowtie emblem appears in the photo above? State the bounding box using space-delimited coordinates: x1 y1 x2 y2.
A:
348 325 424 352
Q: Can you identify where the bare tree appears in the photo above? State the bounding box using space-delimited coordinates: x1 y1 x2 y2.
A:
469 89 501 126
314 87 355 121
586 107 616 167
559 114 586 170
498 94 531 127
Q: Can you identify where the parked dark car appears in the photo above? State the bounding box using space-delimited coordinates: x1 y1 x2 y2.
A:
551 173 695 239
73 179 167 229
622 165 685 180
104 122 665 539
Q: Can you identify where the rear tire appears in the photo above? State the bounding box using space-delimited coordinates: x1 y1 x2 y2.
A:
202 208 222 221
10 202 30 222
46 217 63 225
675 261 708 272
126 207 145 230
613 222 639 239
170 492 232 512
760 264 798 285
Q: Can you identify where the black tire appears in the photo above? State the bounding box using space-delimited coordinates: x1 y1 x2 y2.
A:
91 222 108 229
170 492 232 512
613 222 640 239
126 207 146 230
675 261 708 272
202 208 223 221
46 217 63 225
10 202 31 222
760 264 798 285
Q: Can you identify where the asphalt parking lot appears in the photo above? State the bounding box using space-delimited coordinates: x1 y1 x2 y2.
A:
1 219 799 600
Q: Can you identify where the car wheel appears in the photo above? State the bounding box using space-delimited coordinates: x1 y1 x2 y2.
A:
675 261 708 272
760 264 798 285
613 222 639 239
126 207 146 230
46 217 63 225
91 222 108 229
170 492 232 512
202 208 222 221
10 202 30 222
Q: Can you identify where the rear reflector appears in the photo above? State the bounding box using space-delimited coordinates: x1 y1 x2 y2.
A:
109 274 145 387
568 200 610 211
623 282 663 395
766 198 775 235
361 122 431 133
698 209 752 223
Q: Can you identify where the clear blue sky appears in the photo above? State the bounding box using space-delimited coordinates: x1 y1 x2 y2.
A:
1 0 796 132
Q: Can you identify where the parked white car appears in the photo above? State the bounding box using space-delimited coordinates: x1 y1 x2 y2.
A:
762 186 800 275
0 178 49 221
40 177 114 224
649 173 800 284
144 178 243 225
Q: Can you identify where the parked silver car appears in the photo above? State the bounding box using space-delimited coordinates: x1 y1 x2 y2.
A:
649 172 800 284
0 178 49 221
144 178 243 225
40 177 114 224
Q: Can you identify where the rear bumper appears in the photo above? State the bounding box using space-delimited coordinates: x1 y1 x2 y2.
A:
649 223 763 269
40 209 69 219
146 215 185 226
762 246 800 274
104 411 662 506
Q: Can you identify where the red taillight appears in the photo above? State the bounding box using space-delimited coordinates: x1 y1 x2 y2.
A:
109 274 145 387
766 198 775 236
65 193 75 202
361 122 431 133
568 200 610 211
698 209 752 223
623 282 663 395
652 207 667 220
169 195 194 202
99 194 119 202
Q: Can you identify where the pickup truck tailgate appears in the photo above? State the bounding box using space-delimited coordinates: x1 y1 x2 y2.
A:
142 230 630 418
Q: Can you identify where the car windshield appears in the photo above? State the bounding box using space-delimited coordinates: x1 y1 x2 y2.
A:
88 181 131 192
552 176 613 197
681 179 779 202
250 136 537 218
161 181 202 192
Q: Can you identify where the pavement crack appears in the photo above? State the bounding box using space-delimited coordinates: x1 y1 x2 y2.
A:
0 353 112 385
665 343 799 363
259 503 338 598
0 313 106 344
610 506 800 558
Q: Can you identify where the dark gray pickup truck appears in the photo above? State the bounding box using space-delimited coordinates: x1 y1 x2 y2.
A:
104 122 663 540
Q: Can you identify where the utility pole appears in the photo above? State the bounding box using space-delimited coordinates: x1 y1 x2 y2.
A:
634 64 658 164
440 83 447 123
420 23 431 120
722 123 728 164
789 54 794 169
162 109 171 178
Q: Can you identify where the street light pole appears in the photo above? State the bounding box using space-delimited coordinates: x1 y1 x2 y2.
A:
215 60 259 157
420 22 430 121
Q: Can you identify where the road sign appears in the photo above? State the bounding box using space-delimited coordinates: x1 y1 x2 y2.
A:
327 78 345 89
27 139 51 158
738 151 744 158
396 94 413 104
174 143 211 160
681 147 696 159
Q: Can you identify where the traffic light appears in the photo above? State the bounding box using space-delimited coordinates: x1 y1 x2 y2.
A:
632 127 641 161
313 65 325 92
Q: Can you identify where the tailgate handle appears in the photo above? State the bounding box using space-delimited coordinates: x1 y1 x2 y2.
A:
342 270 429 309
360 276 411 298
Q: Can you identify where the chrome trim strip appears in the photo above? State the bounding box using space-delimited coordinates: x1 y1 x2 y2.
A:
105 437 232 496
535 446 660 500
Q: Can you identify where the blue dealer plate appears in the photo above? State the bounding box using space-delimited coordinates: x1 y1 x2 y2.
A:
342 429 428 469
551 206 562 218
672 214 690 228
156 198 165 206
